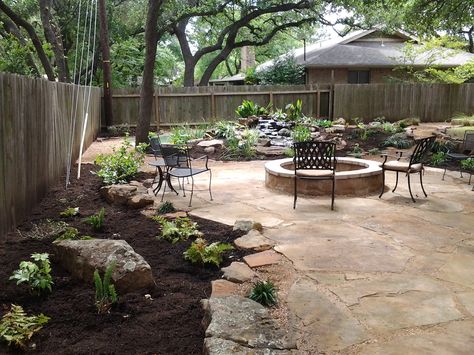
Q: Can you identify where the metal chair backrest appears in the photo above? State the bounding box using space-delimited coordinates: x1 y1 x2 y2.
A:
160 145 185 168
462 130 474 152
410 136 436 165
293 141 336 171
149 137 162 159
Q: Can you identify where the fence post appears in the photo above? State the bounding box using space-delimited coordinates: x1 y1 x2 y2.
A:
210 92 216 119
154 91 160 130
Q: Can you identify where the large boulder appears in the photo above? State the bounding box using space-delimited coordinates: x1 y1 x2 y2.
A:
53 239 155 293
202 296 296 354
198 139 224 148
100 184 154 209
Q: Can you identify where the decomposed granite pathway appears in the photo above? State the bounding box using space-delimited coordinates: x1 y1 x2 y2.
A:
84 140 474 354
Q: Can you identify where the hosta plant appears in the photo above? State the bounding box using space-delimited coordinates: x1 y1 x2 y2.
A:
153 216 202 244
249 280 278 307
0 304 50 349
10 253 53 295
94 261 118 314
59 207 79 218
95 135 148 185
183 238 234 267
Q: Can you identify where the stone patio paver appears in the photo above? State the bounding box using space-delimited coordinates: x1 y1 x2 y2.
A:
244 250 282 268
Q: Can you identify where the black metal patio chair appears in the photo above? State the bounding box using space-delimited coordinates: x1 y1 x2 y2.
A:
379 135 436 202
160 146 212 207
293 141 337 210
442 130 474 181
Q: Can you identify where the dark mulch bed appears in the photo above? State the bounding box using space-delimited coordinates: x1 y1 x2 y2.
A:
0 165 248 354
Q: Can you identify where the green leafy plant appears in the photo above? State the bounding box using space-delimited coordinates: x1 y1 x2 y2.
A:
157 201 176 214
314 119 333 128
0 304 50 349
381 122 401 134
450 114 474 126
213 120 241 139
183 238 234 267
461 158 474 171
106 123 130 137
84 208 106 231
170 124 208 145
256 55 305 85
10 253 53 295
94 261 118 314
291 125 311 143
54 227 78 241
153 216 202 244
249 280 278 307
235 100 270 118
284 147 295 157
368 148 381 155
223 129 259 159
430 151 447 166
59 207 79 218
383 133 414 149
271 108 287 121
95 135 148 185
285 99 303 121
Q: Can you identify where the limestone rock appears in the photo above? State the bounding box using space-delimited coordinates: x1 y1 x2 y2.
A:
204 146 216 154
142 178 154 188
332 124 346 133
258 138 271 147
211 279 240 297
234 230 274 251
198 139 224 148
221 262 257 283
256 146 287 157
100 185 138 204
127 194 155 208
333 117 346 125
53 239 155 293
244 250 282 268
204 337 292 355
278 128 291 137
202 296 295 352
233 219 263 233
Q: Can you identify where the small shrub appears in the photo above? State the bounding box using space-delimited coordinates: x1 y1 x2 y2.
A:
249 280 278 307
271 108 287 121
59 207 79 218
170 124 208 145
213 121 241 139
314 119 333 128
153 216 202 244
383 133 413 149
94 261 118 314
291 125 311 143
381 122 401 134
183 238 234 267
224 129 259 159
450 113 474 126
55 226 79 241
431 140 456 153
10 253 53 295
430 151 447 166
0 304 50 349
235 100 270 118
84 208 105 231
284 147 295 157
461 158 474 171
157 201 176 214
95 136 148 185
107 123 130 136
285 99 303 121
397 117 420 128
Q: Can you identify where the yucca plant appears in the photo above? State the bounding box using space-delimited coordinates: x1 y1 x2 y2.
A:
94 261 118 314
249 280 278 307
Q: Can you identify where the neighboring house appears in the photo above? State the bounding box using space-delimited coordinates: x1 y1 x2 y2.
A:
296 29 474 85
210 29 474 86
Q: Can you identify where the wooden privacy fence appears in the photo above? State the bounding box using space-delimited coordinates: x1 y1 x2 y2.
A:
0 73 101 240
334 83 474 122
108 84 331 127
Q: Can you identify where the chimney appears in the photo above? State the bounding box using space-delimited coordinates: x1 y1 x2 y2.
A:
241 46 256 71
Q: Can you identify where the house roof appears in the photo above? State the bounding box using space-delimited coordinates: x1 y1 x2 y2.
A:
291 29 474 68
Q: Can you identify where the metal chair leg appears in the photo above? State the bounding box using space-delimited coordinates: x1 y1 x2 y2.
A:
331 176 335 210
420 171 428 197
442 167 447 181
208 170 213 201
188 176 195 207
407 173 416 202
379 169 385 198
392 172 399 193
293 176 297 209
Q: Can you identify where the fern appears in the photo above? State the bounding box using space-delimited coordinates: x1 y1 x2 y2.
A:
183 238 234 267
84 208 105 231
153 216 202 244
94 261 118 314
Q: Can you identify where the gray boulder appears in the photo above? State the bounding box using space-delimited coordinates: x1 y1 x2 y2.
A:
233 220 263 233
53 239 155 293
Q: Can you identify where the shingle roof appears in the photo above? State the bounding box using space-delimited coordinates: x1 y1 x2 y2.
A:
292 29 474 68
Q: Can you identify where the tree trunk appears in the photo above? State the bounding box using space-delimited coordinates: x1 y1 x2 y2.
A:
0 0 55 81
198 46 233 86
174 20 196 86
136 0 162 145
98 0 114 127
38 0 69 82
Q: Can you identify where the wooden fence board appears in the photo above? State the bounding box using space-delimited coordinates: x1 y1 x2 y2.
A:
0 73 101 241
333 83 474 122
